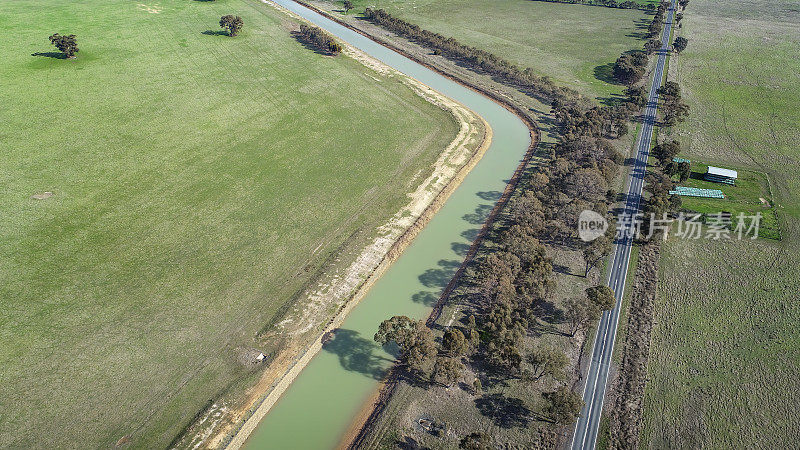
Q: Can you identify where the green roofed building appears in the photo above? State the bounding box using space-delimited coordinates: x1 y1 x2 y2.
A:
669 186 725 199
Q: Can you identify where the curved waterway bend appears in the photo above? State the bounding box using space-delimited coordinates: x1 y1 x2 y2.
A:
245 1 531 448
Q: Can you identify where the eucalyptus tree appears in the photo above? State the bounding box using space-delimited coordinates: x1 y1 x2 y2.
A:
49 33 78 58
220 15 243 36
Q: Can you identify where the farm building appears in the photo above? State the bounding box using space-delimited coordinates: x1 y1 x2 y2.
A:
704 166 738 185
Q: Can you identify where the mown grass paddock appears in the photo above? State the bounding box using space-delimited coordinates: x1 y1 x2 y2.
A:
642 0 800 446
0 0 462 447
661 160 781 240
328 0 650 100
643 235 800 447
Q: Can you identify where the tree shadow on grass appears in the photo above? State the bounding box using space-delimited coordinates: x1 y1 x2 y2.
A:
474 393 532 428
626 30 651 40
31 52 66 59
321 328 392 380
536 112 558 129
689 171 706 181
534 298 562 326
552 263 573 277
594 62 617 85
626 17 652 39
202 30 229 37
396 436 425 450
598 93 628 107
290 30 336 56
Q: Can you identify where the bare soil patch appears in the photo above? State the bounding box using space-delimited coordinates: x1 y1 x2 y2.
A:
31 191 54 200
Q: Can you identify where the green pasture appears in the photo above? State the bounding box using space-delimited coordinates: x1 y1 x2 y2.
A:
0 0 459 447
642 0 800 446
671 161 780 239
333 0 651 101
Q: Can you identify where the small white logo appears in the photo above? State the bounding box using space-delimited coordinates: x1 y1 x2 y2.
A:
578 210 608 242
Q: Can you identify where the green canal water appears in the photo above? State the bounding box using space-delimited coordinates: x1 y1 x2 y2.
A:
245 1 532 448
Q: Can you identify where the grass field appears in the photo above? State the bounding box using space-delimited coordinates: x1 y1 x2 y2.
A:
641 0 800 446
331 0 650 100
0 0 462 447
670 161 780 239
643 236 800 447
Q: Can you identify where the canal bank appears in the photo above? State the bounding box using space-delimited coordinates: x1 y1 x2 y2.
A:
235 0 536 448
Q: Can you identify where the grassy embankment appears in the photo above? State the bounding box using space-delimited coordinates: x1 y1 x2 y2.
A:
0 0 462 447
335 0 649 101
641 0 800 446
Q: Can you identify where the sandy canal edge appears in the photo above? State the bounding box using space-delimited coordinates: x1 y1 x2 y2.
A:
220 0 548 447
207 3 494 449
222 117 492 450
287 3 544 447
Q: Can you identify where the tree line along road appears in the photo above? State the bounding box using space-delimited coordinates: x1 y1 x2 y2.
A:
571 0 678 448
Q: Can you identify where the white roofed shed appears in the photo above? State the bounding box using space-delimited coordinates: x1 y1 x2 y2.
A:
704 165 738 185
707 166 738 179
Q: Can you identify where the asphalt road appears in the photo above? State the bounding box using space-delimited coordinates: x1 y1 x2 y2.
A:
570 1 678 448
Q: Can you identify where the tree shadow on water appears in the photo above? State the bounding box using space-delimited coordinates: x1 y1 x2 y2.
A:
321 328 393 380
411 291 438 306
476 190 503 201
462 203 494 225
418 259 461 289
451 242 470 256
461 228 480 241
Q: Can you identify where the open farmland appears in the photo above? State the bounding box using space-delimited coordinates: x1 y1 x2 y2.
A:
0 0 464 447
671 161 780 239
324 0 649 100
641 0 800 446
643 235 800 447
